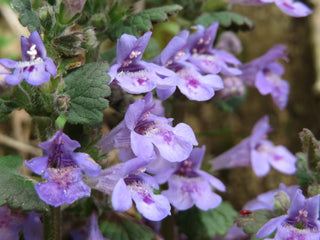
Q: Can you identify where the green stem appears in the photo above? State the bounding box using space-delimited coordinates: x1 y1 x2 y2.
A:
44 206 61 240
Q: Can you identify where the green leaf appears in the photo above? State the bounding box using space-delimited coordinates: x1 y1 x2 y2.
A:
0 155 48 212
176 202 238 239
11 0 41 33
236 210 274 234
195 11 254 31
107 4 182 41
64 62 110 125
100 214 156 240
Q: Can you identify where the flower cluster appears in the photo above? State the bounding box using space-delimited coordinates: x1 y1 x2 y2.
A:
92 94 225 220
1 0 313 237
107 21 296 110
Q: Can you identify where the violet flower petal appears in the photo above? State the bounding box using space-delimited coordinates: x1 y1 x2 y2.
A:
72 152 101 177
273 0 313 17
256 215 287 238
23 212 43 240
251 149 271 177
111 178 132 212
24 156 48 175
132 189 171 221
35 168 90 207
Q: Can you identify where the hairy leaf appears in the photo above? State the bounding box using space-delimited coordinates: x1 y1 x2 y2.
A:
176 202 238 239
0 155 48 212
195 11 254 31
100 215 156 240
11 0 41 33
64 62 110 125
107 4 182 41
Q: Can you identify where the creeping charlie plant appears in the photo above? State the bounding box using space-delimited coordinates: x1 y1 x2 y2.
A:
0 0 316 239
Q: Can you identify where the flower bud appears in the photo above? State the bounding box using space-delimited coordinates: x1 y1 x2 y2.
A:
273 190 291 212
54 32 85 55
62 0 87 19
308 185 320 196
38 3 55 30
55 94 70 113
82 28 98 49
90 13 107 31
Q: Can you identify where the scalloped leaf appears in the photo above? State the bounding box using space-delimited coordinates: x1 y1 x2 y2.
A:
64 62 110 125
176 202 238 239
195 11 254 31
107 4 182 41
0 155 48 212
11 0 41 33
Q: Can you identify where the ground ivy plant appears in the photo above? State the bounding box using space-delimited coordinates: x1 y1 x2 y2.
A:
0 0 315 239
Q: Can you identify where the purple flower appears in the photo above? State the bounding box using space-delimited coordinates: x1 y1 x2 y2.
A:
0 205 43 240
108 32 176 94
91 158 171 221
187 23 242 76
157 146 226 211
98 92 198 162
257 190 320 240
71 213 108 240
25 130 101 206
241 44 290 109
0 31 56 86
211 116 297 177
154 31 224 101
225 0 312 17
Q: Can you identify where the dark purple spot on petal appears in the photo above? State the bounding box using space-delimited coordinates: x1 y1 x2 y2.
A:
188 79 199 89
28 65 34 72
143 195 155 204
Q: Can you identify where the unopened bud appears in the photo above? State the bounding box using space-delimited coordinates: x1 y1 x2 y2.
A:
54 32 85 55
38 3 55 30
82 28 98 49
90 13 107 30
62 0 87 19
308 185 320 196
273 191 291 212
55 94 70 113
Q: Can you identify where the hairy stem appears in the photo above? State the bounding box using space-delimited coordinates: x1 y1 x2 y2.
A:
44 206 61 240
